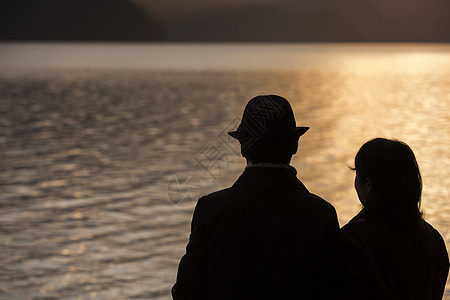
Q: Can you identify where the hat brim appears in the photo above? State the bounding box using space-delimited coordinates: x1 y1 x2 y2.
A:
227 126 309 140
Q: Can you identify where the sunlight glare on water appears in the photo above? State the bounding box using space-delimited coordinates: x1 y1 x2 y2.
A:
0 43 449 299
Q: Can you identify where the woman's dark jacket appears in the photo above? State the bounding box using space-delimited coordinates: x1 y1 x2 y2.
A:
172 166 354 300
341 208 449 300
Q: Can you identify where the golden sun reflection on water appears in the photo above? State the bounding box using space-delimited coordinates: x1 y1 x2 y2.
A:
0 44 449 299
289 69 450 227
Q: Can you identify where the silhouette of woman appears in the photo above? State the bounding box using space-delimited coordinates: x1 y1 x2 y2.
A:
341 138 449 300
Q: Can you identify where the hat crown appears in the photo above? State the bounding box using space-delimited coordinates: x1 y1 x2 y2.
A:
239 95 297 136
227 95 309 144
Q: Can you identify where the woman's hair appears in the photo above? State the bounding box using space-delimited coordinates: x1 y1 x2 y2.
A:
352 138 423 222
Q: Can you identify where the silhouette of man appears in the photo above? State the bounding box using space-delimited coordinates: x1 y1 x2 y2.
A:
172 95 351 299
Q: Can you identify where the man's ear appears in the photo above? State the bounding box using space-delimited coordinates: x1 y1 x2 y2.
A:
291 138 299 155
292 141 298 155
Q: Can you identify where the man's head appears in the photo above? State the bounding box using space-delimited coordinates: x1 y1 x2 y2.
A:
228 95 309 164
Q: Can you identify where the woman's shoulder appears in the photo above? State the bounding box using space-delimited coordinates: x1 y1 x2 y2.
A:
417 219 448 251
341 209 383 236
342 212 448 253
340 210 385 254
418 219 444 237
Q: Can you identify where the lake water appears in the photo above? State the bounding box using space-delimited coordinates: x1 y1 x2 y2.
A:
0 43 449 299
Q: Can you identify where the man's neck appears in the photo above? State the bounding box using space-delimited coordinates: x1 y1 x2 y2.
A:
245 162 297 175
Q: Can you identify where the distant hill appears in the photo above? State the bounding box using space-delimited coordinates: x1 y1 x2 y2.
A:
163 0 450 42
1 0 449 42
0 0 164 41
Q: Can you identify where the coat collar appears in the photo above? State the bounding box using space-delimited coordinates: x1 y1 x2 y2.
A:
232 166 308 190
345 208 370 226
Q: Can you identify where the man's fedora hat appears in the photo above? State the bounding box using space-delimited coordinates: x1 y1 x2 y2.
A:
228 95 309 142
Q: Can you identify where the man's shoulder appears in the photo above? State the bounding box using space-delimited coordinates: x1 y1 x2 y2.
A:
201 184 325 199
199 186 236 201
198 185 336 215
195 186 236 210
305 191 336 210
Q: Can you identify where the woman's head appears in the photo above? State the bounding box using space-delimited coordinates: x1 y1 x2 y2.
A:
352 138 423 222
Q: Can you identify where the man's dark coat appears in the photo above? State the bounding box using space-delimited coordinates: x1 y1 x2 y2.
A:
172 166 350 299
